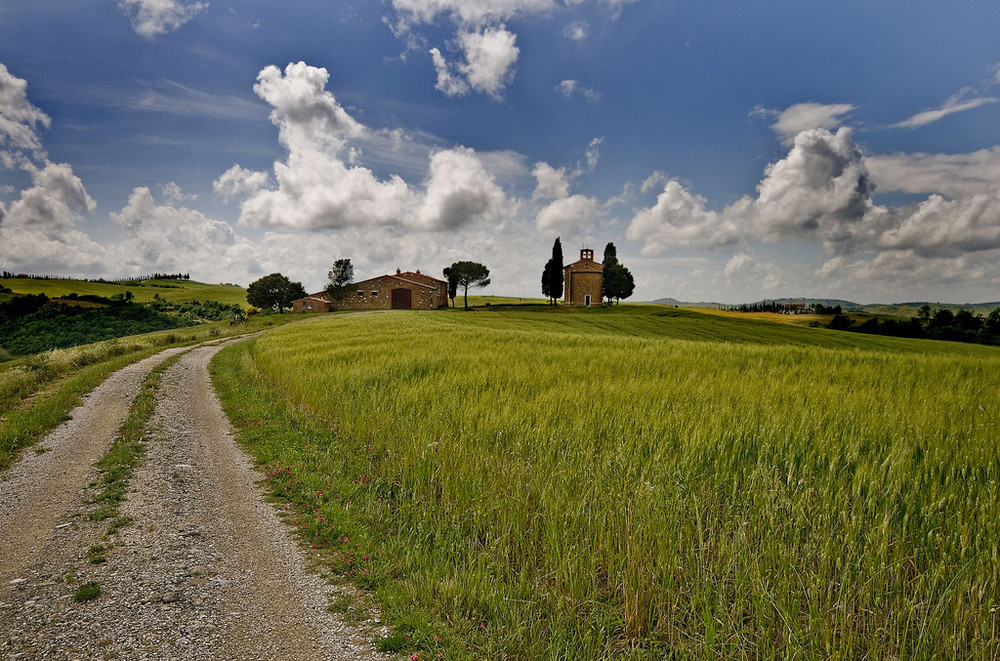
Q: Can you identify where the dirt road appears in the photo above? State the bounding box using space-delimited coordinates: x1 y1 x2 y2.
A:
0 341 385 660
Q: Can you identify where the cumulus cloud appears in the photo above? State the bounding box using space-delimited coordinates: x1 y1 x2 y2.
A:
236 63 413 230
212 165 269 201
893 91 996 129
119 0 208 39
234 62 512 233
431 26 520 99
535 194 598 233
556 79 601 104
866 147 1000 198
416 147 507 230
389 1 633 97
161 181 197 203
723 253 780 290
253 62 365 151
2 161 96 230
0 161 101 274
872 193 1000 257
0 64 51 160
753 102 856 146
110 187 261 275
750 127 874 250
531 162 570 199
626 179 740 254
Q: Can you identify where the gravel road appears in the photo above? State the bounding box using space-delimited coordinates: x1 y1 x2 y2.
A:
0 340 388 660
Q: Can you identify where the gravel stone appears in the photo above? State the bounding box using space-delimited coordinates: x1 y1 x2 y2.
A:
0 340 389 660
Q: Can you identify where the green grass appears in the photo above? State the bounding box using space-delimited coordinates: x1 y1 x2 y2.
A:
0 314 292 472
72 581 101 602
0 277 248 308
212 306 1000 659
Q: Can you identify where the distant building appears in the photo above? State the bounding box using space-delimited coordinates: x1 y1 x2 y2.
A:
563 249 603 307
291 269 448 312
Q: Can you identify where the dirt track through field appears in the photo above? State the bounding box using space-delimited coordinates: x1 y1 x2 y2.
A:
0 340 385 660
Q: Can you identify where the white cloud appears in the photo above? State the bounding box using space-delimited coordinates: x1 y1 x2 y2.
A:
873 193 1000 258
253 62 365 152
723 253 780 290
430 48 470 97
2 161 96 230
390 0 555 29
584 137 602 170
431 26 520 99
213 165 269 201
531 162 570 199
893 92 996 129
556 79 601 104
749 127 873 251
389 1 631 97
161 181 197 203
110 187 261 277
564 21 588 41
236 62 512 233
626 179 740 254
0 64 51 160
237 63 413 230
535 194 598 233
753 102 856 146
119 0 208 39
416 147 507 230
866 147 1000 198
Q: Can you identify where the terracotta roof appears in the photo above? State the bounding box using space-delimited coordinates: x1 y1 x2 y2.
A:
352 273 440 290
395 270 447 286
293 293 331 303
565 258 603 273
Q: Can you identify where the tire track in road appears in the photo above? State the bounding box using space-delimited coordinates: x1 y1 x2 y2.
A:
0 347 187 590
1 338 386 660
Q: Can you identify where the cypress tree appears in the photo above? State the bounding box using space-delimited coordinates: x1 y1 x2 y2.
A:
542 237 564 305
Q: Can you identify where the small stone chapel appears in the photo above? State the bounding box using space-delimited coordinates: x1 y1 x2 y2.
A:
563 248 603 307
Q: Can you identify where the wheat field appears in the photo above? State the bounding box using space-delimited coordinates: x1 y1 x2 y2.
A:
211 306 1000 659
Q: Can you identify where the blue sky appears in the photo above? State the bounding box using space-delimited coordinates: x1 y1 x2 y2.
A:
2 0 1000 303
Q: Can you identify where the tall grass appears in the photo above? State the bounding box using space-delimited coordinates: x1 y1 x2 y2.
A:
212 307 1000 659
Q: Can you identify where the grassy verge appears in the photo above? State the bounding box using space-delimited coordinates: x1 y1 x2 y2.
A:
88 352 182 534
211 307 1000 659
0 314 298 472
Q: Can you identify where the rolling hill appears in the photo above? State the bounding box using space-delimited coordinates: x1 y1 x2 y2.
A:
0 277 248 308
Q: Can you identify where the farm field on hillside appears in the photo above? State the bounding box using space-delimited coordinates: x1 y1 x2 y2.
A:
212 306 1000 659
0 278 248 308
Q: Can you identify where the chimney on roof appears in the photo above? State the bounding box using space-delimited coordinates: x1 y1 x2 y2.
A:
396 268 401 275
581 248 593 261
416 269 421 274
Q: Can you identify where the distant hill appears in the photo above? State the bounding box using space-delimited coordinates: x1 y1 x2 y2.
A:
650 297 1000 316
863 302 1000 317
648 297 723 308
0 277 248 308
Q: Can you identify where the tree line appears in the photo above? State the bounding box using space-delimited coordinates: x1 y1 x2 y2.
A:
1 271 191 282
724 301 843 315
828 305 1000 345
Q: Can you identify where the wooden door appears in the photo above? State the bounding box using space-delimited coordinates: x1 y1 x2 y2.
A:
391 288 412 309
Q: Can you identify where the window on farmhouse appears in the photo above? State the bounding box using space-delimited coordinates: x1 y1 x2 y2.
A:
357 290 364 296
371 290 378 296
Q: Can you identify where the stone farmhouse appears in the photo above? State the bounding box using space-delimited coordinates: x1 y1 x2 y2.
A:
291 269 448 312
563 249 603 307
